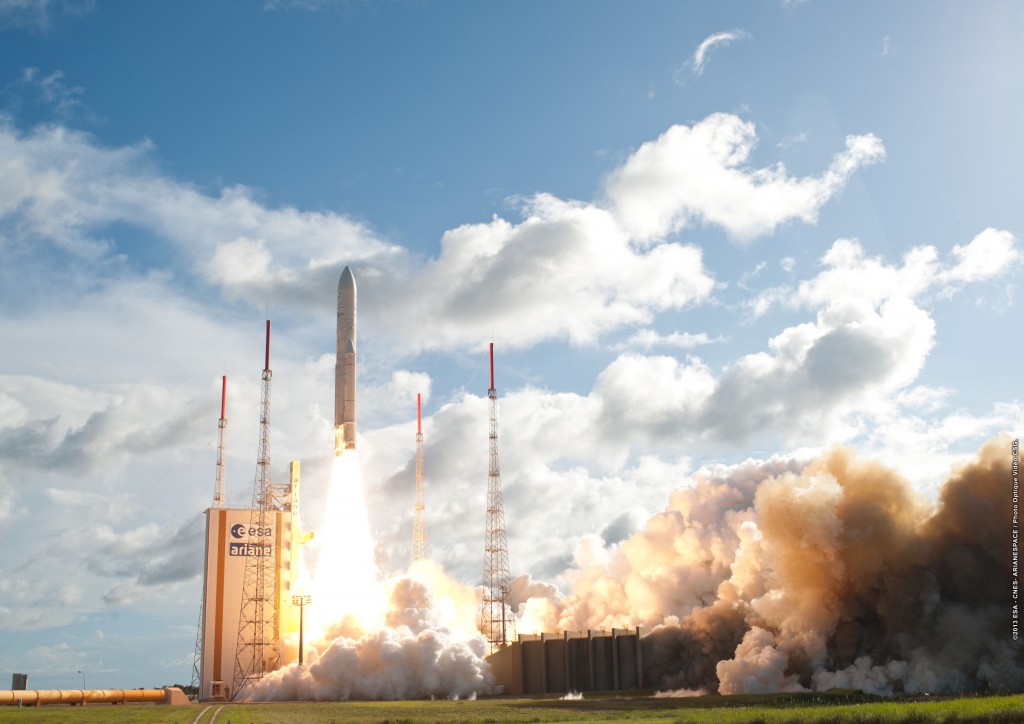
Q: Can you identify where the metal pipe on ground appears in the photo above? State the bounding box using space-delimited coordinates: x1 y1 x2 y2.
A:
0 687 189 706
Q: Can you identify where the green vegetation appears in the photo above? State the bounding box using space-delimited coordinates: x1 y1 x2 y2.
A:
0 691 1021 723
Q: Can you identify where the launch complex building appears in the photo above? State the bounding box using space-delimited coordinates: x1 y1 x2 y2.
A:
196 465 301 701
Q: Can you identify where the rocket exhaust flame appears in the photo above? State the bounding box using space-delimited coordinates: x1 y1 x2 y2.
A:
248 563 493 702
248 457 492 702
312 266 380 634
307 452 384 640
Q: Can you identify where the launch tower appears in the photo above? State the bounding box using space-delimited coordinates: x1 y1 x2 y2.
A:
232 321 284 698
192 325 300 703
480 343 516 652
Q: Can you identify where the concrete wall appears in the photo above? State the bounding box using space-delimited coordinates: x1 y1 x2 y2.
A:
544 638 566 692
522 639 546 693
486 644 523 695
566 637 590 692
486 627 647 695
616 632 638 690
590 635 613 691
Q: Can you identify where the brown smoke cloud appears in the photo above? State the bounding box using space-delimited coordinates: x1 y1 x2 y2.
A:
521 435 1022 694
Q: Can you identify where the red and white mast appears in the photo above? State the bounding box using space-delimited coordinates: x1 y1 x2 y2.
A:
213 375 228 508
480 342 515 651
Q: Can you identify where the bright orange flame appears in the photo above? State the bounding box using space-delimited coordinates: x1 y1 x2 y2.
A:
406 558 484 640
305 452 386 640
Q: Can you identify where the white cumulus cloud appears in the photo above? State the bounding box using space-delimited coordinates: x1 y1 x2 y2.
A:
364 194 716 351
0 113 883 355
606 114 885 243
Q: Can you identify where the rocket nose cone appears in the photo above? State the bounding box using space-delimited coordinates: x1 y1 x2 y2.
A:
339 265 355 291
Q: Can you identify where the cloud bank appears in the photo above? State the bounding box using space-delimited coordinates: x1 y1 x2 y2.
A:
0 112 884 354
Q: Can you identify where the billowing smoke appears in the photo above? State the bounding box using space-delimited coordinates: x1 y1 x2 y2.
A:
243 449 492 703
520 435 1022 695
247 564 493 701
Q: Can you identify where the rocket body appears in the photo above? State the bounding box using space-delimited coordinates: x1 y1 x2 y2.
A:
335 266 357 456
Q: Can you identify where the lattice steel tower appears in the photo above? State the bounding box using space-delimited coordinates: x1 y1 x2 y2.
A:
232 321 282 699
190 375 229 697
412 392 428 563
480 342 516 652
213 375 228 508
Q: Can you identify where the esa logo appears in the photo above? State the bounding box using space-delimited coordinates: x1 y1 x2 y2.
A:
230 523 273 539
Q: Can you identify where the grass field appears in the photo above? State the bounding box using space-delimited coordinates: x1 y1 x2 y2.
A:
0 691 1021 723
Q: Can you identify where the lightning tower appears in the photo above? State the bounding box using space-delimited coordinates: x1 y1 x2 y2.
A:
412 393 428 563
190 375 229 697
480 342 516 652
232 321 282 699
213 375 228 508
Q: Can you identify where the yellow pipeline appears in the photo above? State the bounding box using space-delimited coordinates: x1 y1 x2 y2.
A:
0 687 188 706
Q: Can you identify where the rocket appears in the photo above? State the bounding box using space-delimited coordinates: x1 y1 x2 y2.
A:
335 266 357 456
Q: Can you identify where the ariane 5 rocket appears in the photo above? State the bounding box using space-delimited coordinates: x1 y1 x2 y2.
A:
335 266 356 456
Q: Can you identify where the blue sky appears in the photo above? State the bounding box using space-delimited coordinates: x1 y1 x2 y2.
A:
0 0 1021 690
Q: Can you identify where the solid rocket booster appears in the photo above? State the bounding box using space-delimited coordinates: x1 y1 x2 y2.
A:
335 266 356 456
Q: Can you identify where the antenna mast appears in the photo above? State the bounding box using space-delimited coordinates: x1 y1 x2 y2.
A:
480 342 516 652
412 393 428 563
214 375 228 508
190 374 230 699
232 321 282 699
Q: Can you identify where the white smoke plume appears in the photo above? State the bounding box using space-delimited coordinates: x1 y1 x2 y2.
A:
652 686 708 698
246 567 493 701
520 435 1023 695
